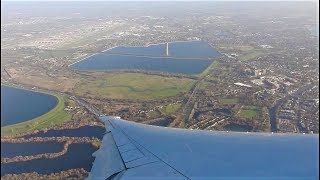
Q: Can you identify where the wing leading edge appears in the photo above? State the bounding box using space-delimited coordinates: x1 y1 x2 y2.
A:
88 115 319 180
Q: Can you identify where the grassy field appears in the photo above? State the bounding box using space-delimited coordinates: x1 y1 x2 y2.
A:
159 103 181 115
218 44 255 52
1 95 72 136
239 50 265 61
148 103 182 119
218 44 266 62
147 109 162 119
74 73 195 100
219 98 239 105
238 106 261 119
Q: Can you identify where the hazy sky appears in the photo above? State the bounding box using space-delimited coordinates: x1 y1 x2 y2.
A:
2 0 318 1
2 0 318 7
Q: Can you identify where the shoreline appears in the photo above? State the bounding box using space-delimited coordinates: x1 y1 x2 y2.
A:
1 83 60 98
68 53 98 67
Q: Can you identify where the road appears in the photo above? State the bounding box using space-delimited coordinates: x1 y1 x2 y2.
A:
268 83 313 133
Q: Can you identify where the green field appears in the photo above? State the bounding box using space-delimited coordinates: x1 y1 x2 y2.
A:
239 50 265 61
238 105 261 119
147 109 162 119
148 103 181 119
159 103 181 115
218 44 255 52
219 98 239 105
219 44 267 62
1 95 72 136
74 73 195 100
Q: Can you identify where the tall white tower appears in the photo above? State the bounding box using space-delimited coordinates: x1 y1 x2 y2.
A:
166 43 169 56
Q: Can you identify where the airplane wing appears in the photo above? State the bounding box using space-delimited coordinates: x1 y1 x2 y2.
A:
87 116 319 180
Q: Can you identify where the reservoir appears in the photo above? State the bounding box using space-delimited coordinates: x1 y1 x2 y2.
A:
1 143 98 175
71 54 212 75
107 43 166 56
168 41 220 58
1 86 58 127
71 41 220 75
1 141 64 158
106 41 220 58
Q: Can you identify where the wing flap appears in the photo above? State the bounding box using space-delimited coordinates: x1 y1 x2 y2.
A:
124 142 159 169
118 143 137 153
121 149 144 163
119 162 187 180
87 132 126 180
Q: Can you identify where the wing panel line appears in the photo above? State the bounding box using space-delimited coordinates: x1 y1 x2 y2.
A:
110 118 192 180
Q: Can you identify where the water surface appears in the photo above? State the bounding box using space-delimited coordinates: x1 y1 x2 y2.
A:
23 126 105 140
71 41 220 75
169 41 220 58
107 43 166 56
105 41 221 59
1 141 64 158
1 86 58 127
71 54 212 75
1 143 97 175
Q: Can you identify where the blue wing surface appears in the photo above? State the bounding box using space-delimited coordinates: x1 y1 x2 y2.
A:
87 116 319 180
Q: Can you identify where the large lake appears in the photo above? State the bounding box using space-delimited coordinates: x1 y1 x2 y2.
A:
107 41 220 58
71 41 220 75
1 86 58 127
168 41 220 58
107 43 166 56
71 55 212 75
